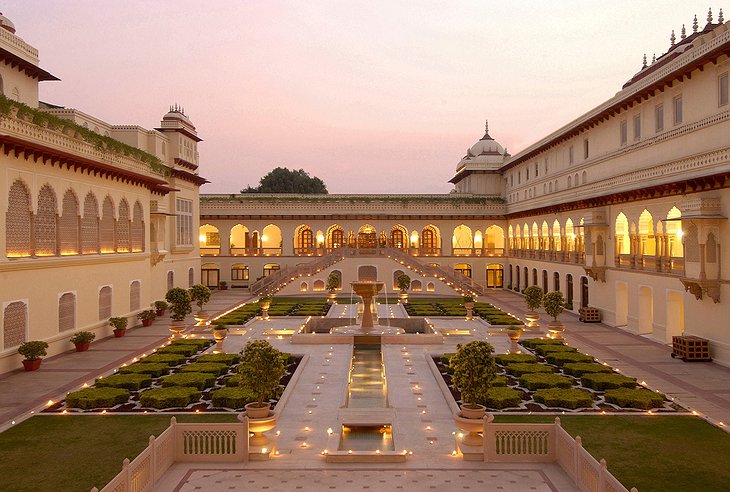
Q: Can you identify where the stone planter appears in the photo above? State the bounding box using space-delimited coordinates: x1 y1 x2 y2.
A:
460 403 486 420
455 405 493 447
327 292 337 303
524 311 540 330
465 302 474 320
168 320 186 337
260 301 271 320
213 328 227 343
239 408 278 454
547 319 565 339
507 328 523 342
195 310 209 321
245 401 272 419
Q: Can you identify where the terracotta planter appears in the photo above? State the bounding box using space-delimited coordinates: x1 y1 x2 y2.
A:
22 359 42 371
74 342 91 352
460 403 486 420
142 319 153 327
113 329 126 338
245 401 271 419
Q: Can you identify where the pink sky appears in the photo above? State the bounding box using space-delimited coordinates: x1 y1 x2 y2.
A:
6 1 719 193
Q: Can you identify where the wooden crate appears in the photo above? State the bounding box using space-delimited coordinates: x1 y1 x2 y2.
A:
671 336 712 362
578 307 601 323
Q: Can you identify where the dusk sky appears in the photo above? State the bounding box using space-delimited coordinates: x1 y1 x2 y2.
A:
6 1 719 194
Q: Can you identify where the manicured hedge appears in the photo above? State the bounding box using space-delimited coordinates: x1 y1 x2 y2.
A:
119 363 170 378
581 373 637 391
171 338 213 349
210 387 258 409
160 372 216 390
520 338 566 349
505 363 554 377
491 375 509 387
519 373 574 391
179 362 229 376
562 362 613 377
604 388 665 410
139 387 201 409
440 353 456 365
224 374 242 387
495 353 537 365
156 345 198 357
534 345 578 356
66 387 130 409
196 353 240 365
95 373 152 391
138 353 186 366
545 352 594 366
484 387 523 409
534 388 594 409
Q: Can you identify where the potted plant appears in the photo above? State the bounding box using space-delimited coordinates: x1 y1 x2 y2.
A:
109 317 128 337
137 309 157 327
219 280 228 291
543 291 566 339
189 284 212 319
523 285 544 329
325 272 340 303
259 294 273 320
70 331 95 352
165 287 192 336
18 341 49 371
396 274 411 302
463 294 475 320
212 323 228 343
154 300 168 317
451 340 496 419
238 340 286 418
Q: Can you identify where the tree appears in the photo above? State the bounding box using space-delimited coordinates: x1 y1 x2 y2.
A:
241 167 328 194
543 291 565 321
524 286 544 312
451 341 496 408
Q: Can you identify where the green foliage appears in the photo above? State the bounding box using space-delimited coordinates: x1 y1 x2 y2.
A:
450 341 497 407
156 344 198 357
179 362 229 376
95 374 152 391
138 353 186 366
484 387 523 409
137 309 157 321
139 387 201 409
494 353 538 365
523 286 544 311
605 388 665 410
160 372 216 390
326 272 341 291
65 387 130 410
581 373 637 391
238 340 286 405
154 300 168 310
462 294 475 303
505 363 554 377
241 166 328 194
165 287 192 321
224 374 242 386
545 352 594 366
562 362 613 377
70 331 95 345
203 194 505 205
491 375 509 387
534 388 594 409
169 339 213 349
543 291 565 320
520 338 566 349
210 386 258 409
189 284 211 310
118 363 170 378
108 317 128 330
396 274 411 292
17 341 49 360
440 353 455 365
534 344 578 356
196 353 240 365
519 373 574 390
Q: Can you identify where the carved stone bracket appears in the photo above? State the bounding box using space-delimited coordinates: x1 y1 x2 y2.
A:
151 249 167 266
583 266 606 282
679 277 721 303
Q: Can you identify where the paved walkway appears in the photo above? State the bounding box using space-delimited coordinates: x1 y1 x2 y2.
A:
0 289 255 431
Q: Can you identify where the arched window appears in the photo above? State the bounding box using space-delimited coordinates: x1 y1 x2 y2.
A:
553 272 560 292
59 292 75 332
330 270 342 290
393 269 405 290
130 280 141 311
131 201 145 252
421 225 440 254
35 184 58 256
313 280 325 291
390 225 407 250
6 179 32 257
454 263 472 278
327 225 345 250
263 263 280 277
231 263 249 281
98 286 112 320
60 190 80 255
581 171 587 184
427 282 435 292
295 225 314 254
300 282 309 292
411 280 422 291
81 193 100 254
707 233 718 263
167 271 174 290
3 301 27 348
188 267 195 287
486 264 503 288
116 199 130 253
100 196 115 253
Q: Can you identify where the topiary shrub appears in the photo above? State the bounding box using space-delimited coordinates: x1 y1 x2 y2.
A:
543 291 565 322
604 388 665 410
562 362 613 377
180 362 229 376
519 373 574 390
189 284 212 311
156 345 199 357
165 287 192 322
95 374 152 391
239 340 286 408
210 386 258 409
451 341 497 408
139 387 201 409
119 363 170 377
520 338 566 349
138 353 186 366
196 353 241 365
495 353 537 365
534 388 594 409
545 352 594 366
523 285 544 311
161 372 216 390
66 387 130 409
484 387 523 409
505 363 554 377
534 344 578 356
581 373 637 391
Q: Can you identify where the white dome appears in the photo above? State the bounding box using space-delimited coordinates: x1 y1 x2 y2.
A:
0 13 16 34
456 120 506 170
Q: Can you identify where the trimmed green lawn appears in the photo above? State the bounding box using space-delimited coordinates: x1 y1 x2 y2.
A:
494 415 730 492
0 414 238 492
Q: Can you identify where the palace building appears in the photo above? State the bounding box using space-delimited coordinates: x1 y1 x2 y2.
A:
199 11 730 365
0 14 205 373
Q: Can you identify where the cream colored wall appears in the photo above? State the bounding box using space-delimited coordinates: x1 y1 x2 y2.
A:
0 66 39 106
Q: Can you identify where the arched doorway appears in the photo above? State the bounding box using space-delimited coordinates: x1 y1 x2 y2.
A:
421 225 440 255
452 224 473 255
294 225 314 255
199 224 220 256
532 268 538 286
358 225 378 249
542 270 548 292
390 225 408 250
486 264 503 288
566 274 574 307
580 276 589 308
553 272 560 292
201 263 220 288
261 224 282 255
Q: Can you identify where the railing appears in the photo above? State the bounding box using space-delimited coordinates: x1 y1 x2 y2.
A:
452 247 505 257
228 247 282 257
615 254 685 275
94 417 249 492
483 418 637 492
249 249 346 295
387 248 486 296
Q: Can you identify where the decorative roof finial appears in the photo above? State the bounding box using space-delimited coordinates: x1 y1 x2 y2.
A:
681 24 686 39
719 8 724 23
485 119 489 134
693 14 699 32
642 53 647 69
708 7 713 24
670 29 676 46
652 53 656 64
